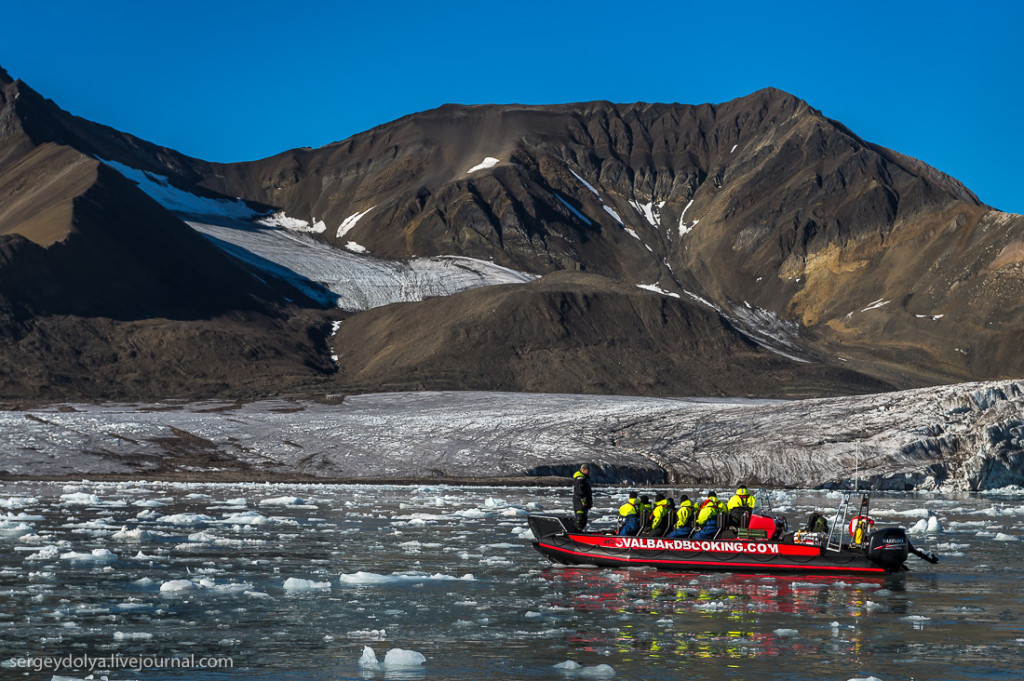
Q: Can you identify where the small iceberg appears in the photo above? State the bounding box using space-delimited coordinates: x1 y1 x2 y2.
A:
283 577 332 591
359 645 426 670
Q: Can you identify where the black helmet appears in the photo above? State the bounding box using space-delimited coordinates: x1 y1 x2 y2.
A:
640 495 650 504
655 492 665 502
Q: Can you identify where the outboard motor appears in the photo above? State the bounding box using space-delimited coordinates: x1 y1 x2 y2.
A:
866 527 910 571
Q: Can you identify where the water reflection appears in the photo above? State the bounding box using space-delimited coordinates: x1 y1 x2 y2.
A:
540 568 899 662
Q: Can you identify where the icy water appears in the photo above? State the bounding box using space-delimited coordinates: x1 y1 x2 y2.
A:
1 482 1022 681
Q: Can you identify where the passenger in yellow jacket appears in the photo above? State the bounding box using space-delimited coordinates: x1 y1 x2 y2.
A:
667 495 695 538
618 492 641 535
726 485 755 529
727 486 755 510
649 494 672 535
693 492 722 540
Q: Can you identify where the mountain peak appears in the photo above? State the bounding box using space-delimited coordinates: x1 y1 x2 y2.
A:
0 65 14 87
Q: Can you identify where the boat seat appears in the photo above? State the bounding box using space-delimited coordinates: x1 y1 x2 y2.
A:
736 528 768 540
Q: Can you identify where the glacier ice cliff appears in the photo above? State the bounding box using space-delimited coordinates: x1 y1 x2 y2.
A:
0 381 1020 491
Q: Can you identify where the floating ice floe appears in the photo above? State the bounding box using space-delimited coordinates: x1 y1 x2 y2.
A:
60 549 118 563
59 492 103 506
160 578 254 594
0 521 34 539
909 515 943 535
259 496 305 506
111 526 153 541
1 497 38 509
25 545 61 561
157 513 216 526
283 577 332 591
359 645 426 670
554 661 617 678
338 571 475 585
774 628 800 637
217 511 269 525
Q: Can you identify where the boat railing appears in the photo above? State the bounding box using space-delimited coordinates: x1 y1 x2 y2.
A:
826 494 851 553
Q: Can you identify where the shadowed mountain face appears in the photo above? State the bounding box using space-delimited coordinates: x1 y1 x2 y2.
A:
0 63 1021 400
0 68 334 399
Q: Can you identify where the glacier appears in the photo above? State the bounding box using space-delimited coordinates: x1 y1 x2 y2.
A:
0 380 1020 491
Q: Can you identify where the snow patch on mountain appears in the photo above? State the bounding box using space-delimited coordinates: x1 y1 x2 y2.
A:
569 169 601 197
629 200 664 229
679 199 698 236
256 212 325 233
603 205 623 225
96 157 536 311
861 299 891 313
187 220 536 311
337 207 375 239
637 284 680 299
467 157 500 173
99 159 257 220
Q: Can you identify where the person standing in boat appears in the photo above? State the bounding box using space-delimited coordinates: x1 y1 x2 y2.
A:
726 485 756 529
693 492 722 540
572 464 593 530
667 495 696 538
617 492 641 535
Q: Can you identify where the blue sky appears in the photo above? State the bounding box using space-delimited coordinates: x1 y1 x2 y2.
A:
4 0 1022 212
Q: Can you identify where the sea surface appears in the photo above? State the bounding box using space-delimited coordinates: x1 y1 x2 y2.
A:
1 481 1022 681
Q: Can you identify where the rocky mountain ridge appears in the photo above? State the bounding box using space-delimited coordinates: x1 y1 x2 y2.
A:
0 64 1021 400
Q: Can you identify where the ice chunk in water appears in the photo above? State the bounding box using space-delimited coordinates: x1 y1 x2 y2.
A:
112 526 152 541
0 521 34 539
60 548 117 563
25 545 60 561
59 492 102 505
260 496 304 506
158 513 215 525
383 648 426 668
359 645 379 668
909 514 943 534
580 664 616 678
160 579 199 592
359 645 426 670
283 577 332 591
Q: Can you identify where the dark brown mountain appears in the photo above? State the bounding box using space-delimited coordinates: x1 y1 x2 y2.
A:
0 67 333 400
189 92 1024 390
331 271 890 397
1 63 1021 400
